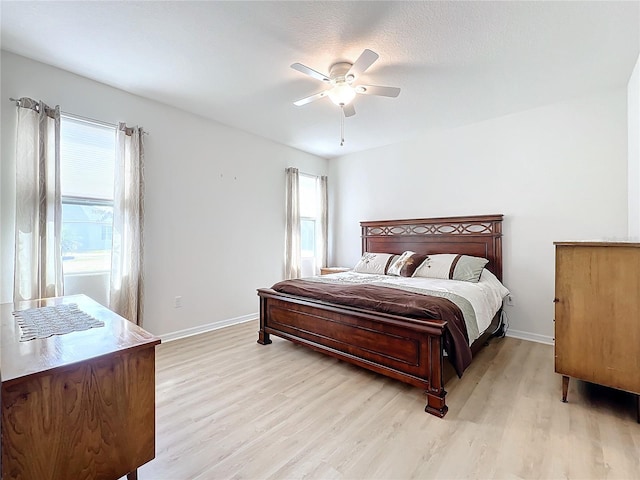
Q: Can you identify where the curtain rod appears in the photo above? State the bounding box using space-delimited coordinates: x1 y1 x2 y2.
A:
9 97 149 135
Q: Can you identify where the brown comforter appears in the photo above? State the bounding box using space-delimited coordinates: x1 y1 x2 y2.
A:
271 279 473 376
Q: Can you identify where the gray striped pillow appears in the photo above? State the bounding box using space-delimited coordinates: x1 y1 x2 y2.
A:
353 252 395 275
412 254 489 283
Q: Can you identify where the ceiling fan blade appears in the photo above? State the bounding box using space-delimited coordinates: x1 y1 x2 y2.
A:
293 91 328 106
291 63 330 82
355 85 401 98
342 103 356 117
346 49 379 80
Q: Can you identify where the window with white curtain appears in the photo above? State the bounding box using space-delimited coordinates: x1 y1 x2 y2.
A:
299 173 321 277
299 174 318 258
60 115 116 275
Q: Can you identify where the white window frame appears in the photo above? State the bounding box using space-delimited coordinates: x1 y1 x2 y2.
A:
60 114 116 276
299 173 322 277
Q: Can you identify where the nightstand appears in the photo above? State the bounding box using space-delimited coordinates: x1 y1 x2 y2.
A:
320 267 350 275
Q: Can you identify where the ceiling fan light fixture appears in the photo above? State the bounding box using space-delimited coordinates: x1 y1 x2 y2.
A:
355 86 366 94
328 83 356 106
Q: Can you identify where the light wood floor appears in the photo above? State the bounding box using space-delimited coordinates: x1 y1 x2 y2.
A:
138 320 640 479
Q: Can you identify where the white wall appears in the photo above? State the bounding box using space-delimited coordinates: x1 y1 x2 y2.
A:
329 89 628 343
1 51 328 337
629 55 640 238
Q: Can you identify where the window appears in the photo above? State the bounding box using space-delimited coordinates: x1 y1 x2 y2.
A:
60 116 116 274
299 174 318 259
299 173 326 277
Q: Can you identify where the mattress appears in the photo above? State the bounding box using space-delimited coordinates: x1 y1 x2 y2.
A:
305 268 509 345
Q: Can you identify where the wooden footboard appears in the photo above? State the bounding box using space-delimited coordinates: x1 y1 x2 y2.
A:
257 288 450 417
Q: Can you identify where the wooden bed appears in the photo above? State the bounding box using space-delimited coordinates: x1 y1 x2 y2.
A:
257 214 504 417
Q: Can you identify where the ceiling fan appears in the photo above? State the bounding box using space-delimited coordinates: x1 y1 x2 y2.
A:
291 49 401 118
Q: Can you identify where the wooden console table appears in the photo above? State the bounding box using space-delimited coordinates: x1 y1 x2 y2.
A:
1 295 161 480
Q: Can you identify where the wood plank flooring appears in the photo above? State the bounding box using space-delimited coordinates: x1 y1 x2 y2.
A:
138 320 640 479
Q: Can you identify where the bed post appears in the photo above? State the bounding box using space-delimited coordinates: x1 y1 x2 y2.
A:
257 294 272 345
425 333 448 417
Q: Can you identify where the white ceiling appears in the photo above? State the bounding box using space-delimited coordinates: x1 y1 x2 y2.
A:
2 1 639 159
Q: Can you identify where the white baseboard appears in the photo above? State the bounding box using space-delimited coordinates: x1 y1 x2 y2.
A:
506 328 554 345
160 312 258 343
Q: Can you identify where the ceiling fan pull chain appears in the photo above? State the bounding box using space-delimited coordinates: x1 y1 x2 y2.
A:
340 107 345 146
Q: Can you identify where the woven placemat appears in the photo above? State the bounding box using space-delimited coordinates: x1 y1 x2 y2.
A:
13 303 105 342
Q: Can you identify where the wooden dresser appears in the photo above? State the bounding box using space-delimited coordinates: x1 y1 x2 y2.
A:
554 242 640 421
1 294 161 480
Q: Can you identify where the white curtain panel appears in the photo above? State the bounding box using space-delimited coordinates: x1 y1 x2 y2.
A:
284 167 301 279
110 123 145 325
13 98 64 303
317 175 328 273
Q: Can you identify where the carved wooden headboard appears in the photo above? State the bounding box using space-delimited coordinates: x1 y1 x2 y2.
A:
360 214 504 281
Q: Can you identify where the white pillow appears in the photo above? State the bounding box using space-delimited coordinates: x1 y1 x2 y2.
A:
353 252 394 275
412 254 489 283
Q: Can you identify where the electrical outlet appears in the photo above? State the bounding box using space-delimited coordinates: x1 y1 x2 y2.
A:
174 296 183 308
505 294 514 307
